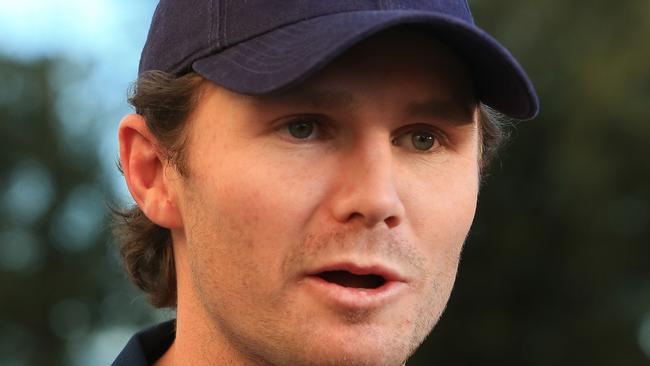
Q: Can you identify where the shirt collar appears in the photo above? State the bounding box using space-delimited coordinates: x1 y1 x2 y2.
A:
111 320 176 366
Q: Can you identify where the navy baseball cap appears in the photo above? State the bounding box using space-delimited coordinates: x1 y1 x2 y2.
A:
139 0 539 120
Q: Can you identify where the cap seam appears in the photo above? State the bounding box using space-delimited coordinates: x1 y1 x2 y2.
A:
223 0 229 46
461 0 474 23
208 0 216 48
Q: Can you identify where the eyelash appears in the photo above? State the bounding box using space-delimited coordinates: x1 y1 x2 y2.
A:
277 116 445 152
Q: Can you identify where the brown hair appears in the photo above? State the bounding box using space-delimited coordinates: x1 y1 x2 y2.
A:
113 70 509 309
113 71 202 308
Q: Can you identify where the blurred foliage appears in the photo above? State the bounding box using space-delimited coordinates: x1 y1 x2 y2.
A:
0 0 649 365
412 0 650 364
0 59 160 365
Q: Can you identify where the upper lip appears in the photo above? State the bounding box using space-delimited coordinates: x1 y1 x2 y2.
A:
305 261 407 283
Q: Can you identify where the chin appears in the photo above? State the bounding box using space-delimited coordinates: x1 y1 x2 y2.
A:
305 339 412 366
280 322 425 366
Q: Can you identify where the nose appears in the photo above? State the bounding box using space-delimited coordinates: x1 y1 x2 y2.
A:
329 140 405 229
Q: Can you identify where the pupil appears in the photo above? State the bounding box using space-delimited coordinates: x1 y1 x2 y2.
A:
288 121 313 139
412 132 434 150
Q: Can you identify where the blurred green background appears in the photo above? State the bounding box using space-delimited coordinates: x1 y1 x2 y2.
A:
1 0 649 365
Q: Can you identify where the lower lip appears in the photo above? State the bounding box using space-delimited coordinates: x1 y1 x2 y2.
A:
300 275 408 309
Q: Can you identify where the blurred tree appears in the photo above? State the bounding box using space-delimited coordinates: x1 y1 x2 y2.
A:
411 0 650 364
0 58 159 366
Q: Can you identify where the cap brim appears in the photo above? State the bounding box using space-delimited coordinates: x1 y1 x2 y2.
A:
193 10 539 120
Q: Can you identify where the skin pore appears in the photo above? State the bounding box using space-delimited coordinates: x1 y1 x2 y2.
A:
120 28 480 366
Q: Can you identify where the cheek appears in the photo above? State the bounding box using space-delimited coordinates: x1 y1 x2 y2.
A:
184 150 328 283
214 151 326 233
401 160 479 267
402 164 478 328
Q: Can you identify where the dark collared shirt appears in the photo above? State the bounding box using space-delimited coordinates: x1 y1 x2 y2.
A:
111 320 176 366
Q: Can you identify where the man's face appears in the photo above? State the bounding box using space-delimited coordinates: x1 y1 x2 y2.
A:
171 30 480 366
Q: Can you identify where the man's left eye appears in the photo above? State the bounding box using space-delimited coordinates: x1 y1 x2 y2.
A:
392 130 439 152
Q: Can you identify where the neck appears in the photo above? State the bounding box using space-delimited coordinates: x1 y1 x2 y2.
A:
157 233 255 366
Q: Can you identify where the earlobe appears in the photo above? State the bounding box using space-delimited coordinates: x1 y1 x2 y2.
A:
118 114 183 229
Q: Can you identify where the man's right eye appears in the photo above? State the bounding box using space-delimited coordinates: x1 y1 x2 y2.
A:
287 119 315 139
279 116 331 141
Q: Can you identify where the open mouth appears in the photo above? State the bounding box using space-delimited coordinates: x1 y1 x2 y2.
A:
316 270 387 289
303 265 407 308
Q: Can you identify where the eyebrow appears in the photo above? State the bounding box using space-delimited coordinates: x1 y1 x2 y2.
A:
248 87 475 122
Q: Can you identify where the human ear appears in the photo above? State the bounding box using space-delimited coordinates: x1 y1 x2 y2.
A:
118 114 183 229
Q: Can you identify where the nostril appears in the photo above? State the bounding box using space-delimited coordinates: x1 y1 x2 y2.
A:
344 212 400 229
384 215 399 228
347 212 364 222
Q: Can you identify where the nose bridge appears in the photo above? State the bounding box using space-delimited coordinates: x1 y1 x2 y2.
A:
330 134 405 228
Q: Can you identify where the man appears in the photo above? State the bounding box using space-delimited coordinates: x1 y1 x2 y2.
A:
112 1 539 365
